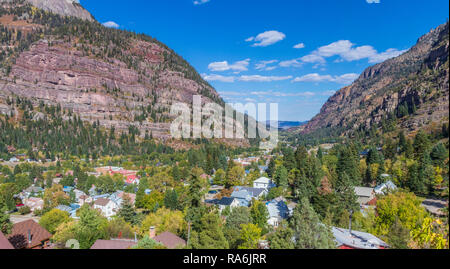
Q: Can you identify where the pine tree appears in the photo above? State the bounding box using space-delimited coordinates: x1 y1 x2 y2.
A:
290 198 336 249
117 195 136 224
164 189 178 210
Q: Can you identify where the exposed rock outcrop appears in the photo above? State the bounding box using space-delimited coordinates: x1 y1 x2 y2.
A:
302 22 449 136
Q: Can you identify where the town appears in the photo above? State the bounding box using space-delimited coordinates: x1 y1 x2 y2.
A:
1 135 448 249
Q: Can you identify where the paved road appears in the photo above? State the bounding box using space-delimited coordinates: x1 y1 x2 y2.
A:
10 214 41 224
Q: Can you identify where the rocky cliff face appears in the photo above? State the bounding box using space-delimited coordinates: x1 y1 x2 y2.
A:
302 22 449 136
1 0 94 21
0 1 249 146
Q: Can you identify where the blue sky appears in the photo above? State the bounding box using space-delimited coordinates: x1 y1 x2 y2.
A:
81 0 449 121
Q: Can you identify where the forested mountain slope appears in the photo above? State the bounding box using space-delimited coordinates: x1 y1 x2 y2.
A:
0 0 233 145
302 22 449 138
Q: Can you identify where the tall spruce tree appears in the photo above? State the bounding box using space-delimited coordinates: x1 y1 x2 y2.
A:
290 198 336 249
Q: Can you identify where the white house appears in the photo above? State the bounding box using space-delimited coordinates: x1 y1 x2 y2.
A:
253 177 276 190
266 197 289 228
9 157 19 163
374 180 397 195
23 197 44 212
93 198 119 219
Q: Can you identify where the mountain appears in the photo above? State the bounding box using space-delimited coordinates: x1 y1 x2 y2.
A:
0 1 250 147
1 0 94 21
302 22 449 137
266 120 308 130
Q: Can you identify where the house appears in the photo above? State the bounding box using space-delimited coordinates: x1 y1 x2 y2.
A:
63 186 74 193
23 197 44 212
52 178 62 185
73 189 87 200
0 231 14 249
332 226 389 249
22 186 44 199
151 230 186 249
90 239 137 249
205 197 240 212
9 157 19 163
253 177 276 190
78 194 93 206
8 220 52 249
93 198 119 219
55 205 78 218
258 166 268 174
231 186 268 207
374 180 397 195
109 191 136 207
125 174 139 185
266 197 290 227
353 187 375 206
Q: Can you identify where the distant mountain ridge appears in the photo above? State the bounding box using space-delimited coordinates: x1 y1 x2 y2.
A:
266 120 308 130
302 22 449 136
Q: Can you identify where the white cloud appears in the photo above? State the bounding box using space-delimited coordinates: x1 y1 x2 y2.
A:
246 31 286 47
292 73 359 84
250 90 315 97
293 43 305 49
321 90 338 96
203 74 292 83
239 75 293 82
202 74 235 83
300 54 326 64
368 48 408 63
366 0 380 3
102 21 119 28
300 40 407 64
208 59 250 73
194 0 210 5
279 58 303 68
255 60 278 71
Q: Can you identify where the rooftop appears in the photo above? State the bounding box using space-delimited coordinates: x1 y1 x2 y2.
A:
354 187 374 197
332 227 388 249
90 239 137 249
153 232 186 249
8 220 52 249
94 198 111 207
0 231 14 249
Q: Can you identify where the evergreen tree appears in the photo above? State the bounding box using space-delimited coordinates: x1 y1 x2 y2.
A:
337 146 361 186
117 195 136 224
290 198 336 249
189 212 229 249
250 200 269 234
274 165 288 189
164 189 179 210
267 225 295 249
224 207 252 249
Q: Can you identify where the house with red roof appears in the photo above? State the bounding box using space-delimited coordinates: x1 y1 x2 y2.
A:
8 220 52 249
0 231 14 249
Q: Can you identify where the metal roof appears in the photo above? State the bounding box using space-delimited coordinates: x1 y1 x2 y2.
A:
332 227 389 249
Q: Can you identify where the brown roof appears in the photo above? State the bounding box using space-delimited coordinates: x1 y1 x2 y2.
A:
0 231 14 249
153 232 186 249
8 220 52 249
90 239 137 249
94 198 111 206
